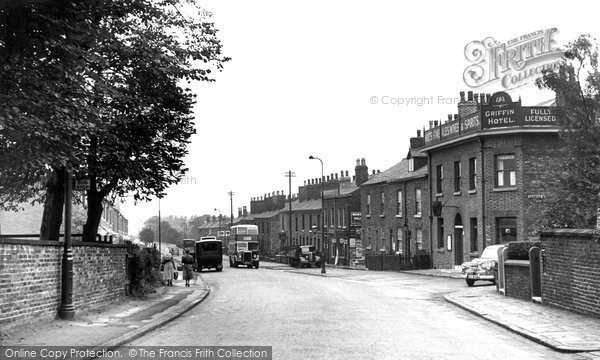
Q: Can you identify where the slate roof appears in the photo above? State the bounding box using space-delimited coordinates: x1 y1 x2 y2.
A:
323 181 359 198
279 198 321 213
361 158 427 186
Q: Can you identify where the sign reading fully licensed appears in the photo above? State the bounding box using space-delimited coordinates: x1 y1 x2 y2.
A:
481 91 558 128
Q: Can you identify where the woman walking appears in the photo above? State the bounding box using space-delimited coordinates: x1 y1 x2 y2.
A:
182 249 195 287
162 253 176 286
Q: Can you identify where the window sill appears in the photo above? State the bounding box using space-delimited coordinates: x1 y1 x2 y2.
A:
395 215 402 218
366 215 371 218
436 248 445 253
493 186 518 192
435 192 443 198
468 189 477 194
414 214 422 219
379 215 385 218
453 191 462 196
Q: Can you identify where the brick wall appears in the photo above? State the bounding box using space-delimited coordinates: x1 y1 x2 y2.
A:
0 238 127 330
504 260 531 301
541 229 600 317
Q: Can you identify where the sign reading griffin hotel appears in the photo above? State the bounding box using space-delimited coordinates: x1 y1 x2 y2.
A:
482 91 558 128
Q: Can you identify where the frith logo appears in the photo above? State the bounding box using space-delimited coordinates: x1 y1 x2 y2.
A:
463 28 563 91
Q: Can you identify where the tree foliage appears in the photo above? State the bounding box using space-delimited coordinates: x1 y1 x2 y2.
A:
0 0 230 240
139 226 155 243
536 34 600 228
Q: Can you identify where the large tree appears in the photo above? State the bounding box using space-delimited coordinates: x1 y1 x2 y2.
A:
536 34 600 228
0 0 229 240
0 1 100 239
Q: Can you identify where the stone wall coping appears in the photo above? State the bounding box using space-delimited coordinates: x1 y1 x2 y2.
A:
540 228 600 238
504 259 530 267
0 238 127 248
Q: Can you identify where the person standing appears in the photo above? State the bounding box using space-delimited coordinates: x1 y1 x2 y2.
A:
162 253 176 286
182 249 195 287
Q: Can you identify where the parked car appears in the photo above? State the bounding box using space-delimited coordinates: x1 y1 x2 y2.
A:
461 244 505 287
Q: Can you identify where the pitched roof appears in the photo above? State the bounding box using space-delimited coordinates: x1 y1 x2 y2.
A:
280 198 321 213
361 159 427 186
253 209 283 219
323 181 359 198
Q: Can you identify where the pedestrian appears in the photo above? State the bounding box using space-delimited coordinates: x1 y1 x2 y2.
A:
182 249 194 287
162 253 176 286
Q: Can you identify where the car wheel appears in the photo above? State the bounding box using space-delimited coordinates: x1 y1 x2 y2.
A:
216 264 223 272
248 264 253 268
466 279 475 287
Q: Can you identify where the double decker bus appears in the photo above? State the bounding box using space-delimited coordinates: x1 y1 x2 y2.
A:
227 224 260 268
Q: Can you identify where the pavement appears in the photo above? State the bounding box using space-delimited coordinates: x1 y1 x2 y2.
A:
2 262 600 358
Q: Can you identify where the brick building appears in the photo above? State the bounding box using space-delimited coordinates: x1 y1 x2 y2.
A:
422 91 564 269
248 192 287 254
360 135 429 261
0 199 128 242
322 165 364 265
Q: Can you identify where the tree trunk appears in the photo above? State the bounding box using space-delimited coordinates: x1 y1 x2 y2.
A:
39 167 65 240
83 189 104 242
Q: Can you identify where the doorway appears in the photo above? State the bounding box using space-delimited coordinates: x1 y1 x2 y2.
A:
454 213 463 265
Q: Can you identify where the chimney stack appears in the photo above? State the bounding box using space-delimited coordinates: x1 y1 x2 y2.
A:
355 158 369 185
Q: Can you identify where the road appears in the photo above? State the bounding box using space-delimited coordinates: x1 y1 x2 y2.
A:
125 261 588 360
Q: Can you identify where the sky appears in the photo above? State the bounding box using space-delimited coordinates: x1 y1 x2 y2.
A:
121 0 600 235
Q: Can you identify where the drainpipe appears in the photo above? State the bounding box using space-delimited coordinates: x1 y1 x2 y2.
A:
428 152 434 267
480 138 486 249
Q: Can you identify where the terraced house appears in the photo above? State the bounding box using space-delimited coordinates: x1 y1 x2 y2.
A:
360 133 429 261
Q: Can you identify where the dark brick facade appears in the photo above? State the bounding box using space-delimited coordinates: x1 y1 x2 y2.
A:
0 238 126 330
541 229 600 317
360 148 430 261
423 92 565 269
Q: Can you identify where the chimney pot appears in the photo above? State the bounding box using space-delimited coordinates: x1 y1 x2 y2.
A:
377 170 380 173
434 120 438 127
454 114 459 121
429 120 433 129
356 158 360 166
346 170 349 177
417 129 421 137
335 173 338 180
361 158 366 166
467 91 473 101
460 91 465 102
447 114 452 122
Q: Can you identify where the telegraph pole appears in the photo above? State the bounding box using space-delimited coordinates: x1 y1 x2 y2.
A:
228 191 235 227
285 171 295 247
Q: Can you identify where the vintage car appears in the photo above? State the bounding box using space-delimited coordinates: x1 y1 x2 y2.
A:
461 244 505 287
287 245 321 268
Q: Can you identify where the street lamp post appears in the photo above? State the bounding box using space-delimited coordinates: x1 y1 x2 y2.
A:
214 208 223 238
309 155 326 274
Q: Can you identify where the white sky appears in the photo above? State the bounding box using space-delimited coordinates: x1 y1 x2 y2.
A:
122 0 600 235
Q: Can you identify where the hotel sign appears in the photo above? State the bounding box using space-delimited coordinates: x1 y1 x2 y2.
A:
482 92 521 128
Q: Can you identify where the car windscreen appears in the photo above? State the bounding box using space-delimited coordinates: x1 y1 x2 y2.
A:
248 242 259 251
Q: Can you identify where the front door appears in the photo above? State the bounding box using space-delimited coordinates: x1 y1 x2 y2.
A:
454 213 463 265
